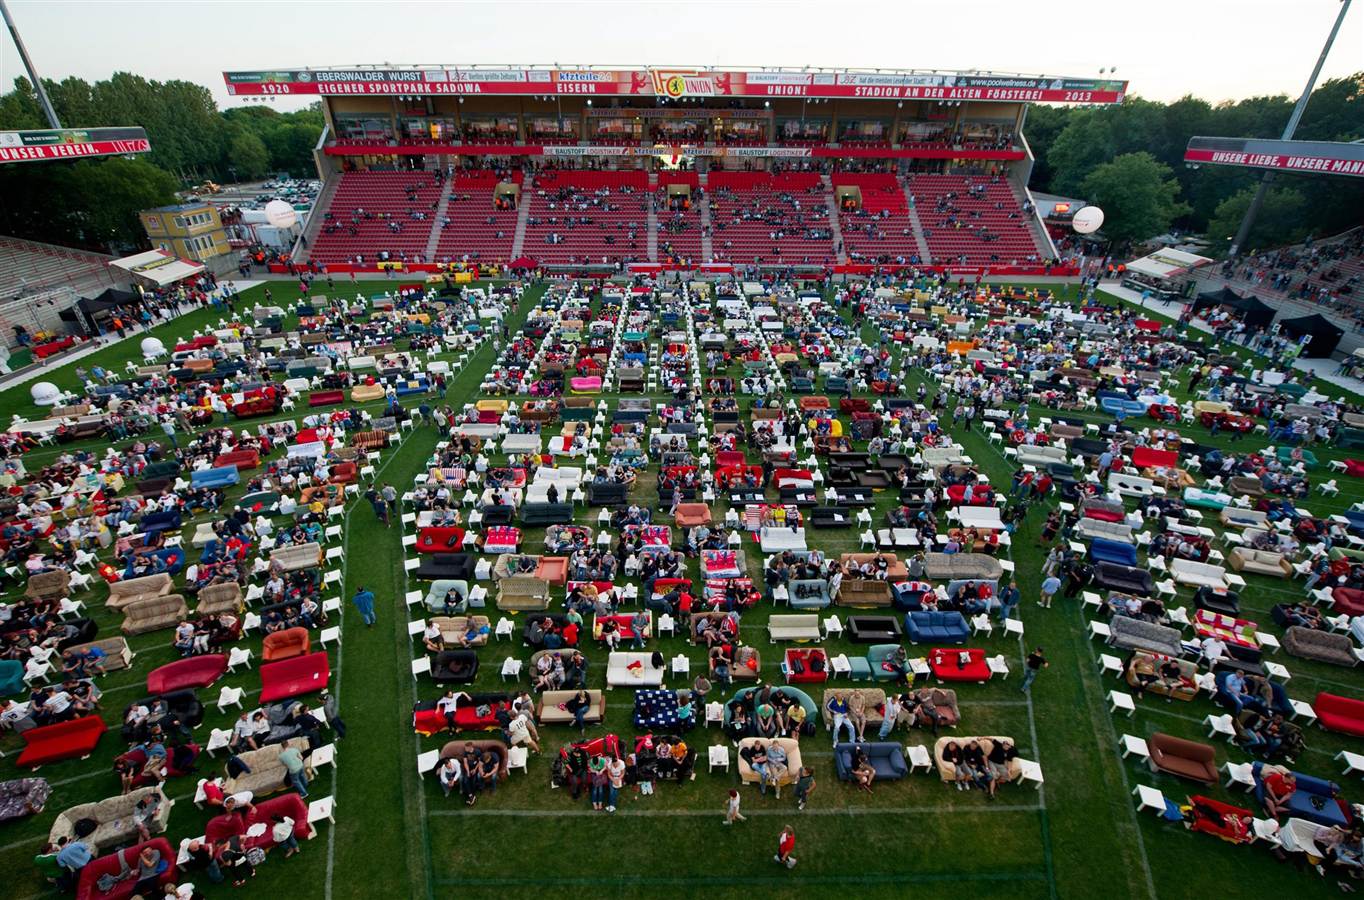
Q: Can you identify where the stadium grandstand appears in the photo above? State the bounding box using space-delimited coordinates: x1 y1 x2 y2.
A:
0 235 123 300
225 65 1128 276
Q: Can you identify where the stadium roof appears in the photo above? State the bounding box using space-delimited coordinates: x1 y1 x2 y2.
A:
223 66 1127 103
1126 248 1212 280
1184 136 1364 177
109 249 204 287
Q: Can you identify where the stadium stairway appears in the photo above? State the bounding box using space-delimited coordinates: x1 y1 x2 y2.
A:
424 179 456 261
647 193 660 261
821 174 848 264
903 183 933 263
511 193 531 260
698 182 715 262
293 177 338 265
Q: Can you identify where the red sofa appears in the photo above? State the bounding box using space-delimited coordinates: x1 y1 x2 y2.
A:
205 792 310 849
214 448 261 470
413 696 511 735
1083 507 1124 523
1315 692 1364 737
1333 588 1364 618
329 461 358 484
77 838 177 900
146 654 228 694
1345 460 1364 478
260 651 330 702
928 647 991 683
416 526 467 554
308 390 345 407
783 647 829 684
1131 447 1178 469
174 335 218 352
16 715 107 767
33 336 76 359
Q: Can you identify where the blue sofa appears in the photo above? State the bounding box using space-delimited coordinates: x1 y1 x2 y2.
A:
833 741 909 781
1089 537 1138 567
1252 761 1349 827
122 547 185 578
139 509 182 536
905 611 970 644
191 466 240 490
866 643 908 682
891 581 933 611
787 579 831 610
0 660 23 696
394 377 429 397
1214 671 1290 717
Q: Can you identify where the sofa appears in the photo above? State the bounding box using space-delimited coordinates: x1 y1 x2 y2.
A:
262 627 311 661
847 616 902 643
437 739 511 778
0 777 50 823
836 578 894 608
205 792 309 854
24 569 70 602
75 838 177 900
1253 762 1349 827
223 737 312 796
259 651 330 703
520 502 575 526
16 715 107 767
1313 692 1364 737
834 741 909 781
1228 547 1293 578
1220 507 1269 529
431 615 491 646
270 542 322 572
107 573 173 610
933 736 1021 783
1109 616 1184 657
1283 626 1358 667
768 614 822 642
606 651 665 688
1089 538 1138 567
214 448 260 470
674 503 713 528
905 611 970 644
1147 732 1218 784
49 786 172 851
1075 518 1133 543
146 654 227 693
924 552 1004 581
537 689 606 725
737 737 803 786
431 649 480 684
413 553 476 581
838 553 910 579
1093 563 1154 596
786 578 831 610
64 637 135 674
497 575 552 611
120 594 188 635
1125 651 1198 701
819 688 888 728
195 582 243 616
1170 559 1228 589
191 465 240 490
928 647 990 683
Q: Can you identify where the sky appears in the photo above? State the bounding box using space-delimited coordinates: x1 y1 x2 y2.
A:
1 0 1361 113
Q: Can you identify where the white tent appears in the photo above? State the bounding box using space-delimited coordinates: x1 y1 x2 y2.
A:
109 249 205 287
1124 248 1212 280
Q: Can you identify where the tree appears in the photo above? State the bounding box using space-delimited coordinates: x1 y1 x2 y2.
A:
1080 152 1191 248
228 131 271 180
62 157 179 249
1205 185 1310 255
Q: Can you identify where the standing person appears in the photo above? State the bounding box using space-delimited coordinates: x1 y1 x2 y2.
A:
364 487 390 527
380 482 398 515
794 766 816 810
351 585 377 627
1020 647 1049 693
161 417 178 449
878 694 901 741
1038 574 1061 609
723 788 747 825
277 743 309 798
774 825 797 868
320 690 347 739
996 581 1021 622
271 814 300 857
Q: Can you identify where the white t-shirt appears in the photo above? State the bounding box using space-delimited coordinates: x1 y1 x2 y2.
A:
271 817 296 843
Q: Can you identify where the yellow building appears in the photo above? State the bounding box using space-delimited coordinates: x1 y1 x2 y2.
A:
139 202 230 262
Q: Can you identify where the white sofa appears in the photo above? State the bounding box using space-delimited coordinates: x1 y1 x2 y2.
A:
768 614 822 642
1170 558 1228 589
1017 445 1068 467
1107 472 1155 498
346 355 377 370
606 651 665 688
501 434 542 454
1075 518 1133 543
760 527 807 553
921 447 968 468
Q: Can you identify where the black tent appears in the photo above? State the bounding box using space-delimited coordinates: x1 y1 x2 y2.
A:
1224 293 1277 331
1191 286 1244 315
1278 313 1344 359
59 288 142 334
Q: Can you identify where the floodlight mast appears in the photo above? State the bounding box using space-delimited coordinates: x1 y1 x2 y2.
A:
1228 0 1353 258
0 0 60 128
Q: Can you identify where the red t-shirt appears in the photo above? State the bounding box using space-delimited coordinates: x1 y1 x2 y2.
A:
1264 771 1290 796
778 832 795 856
203 782 224 805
